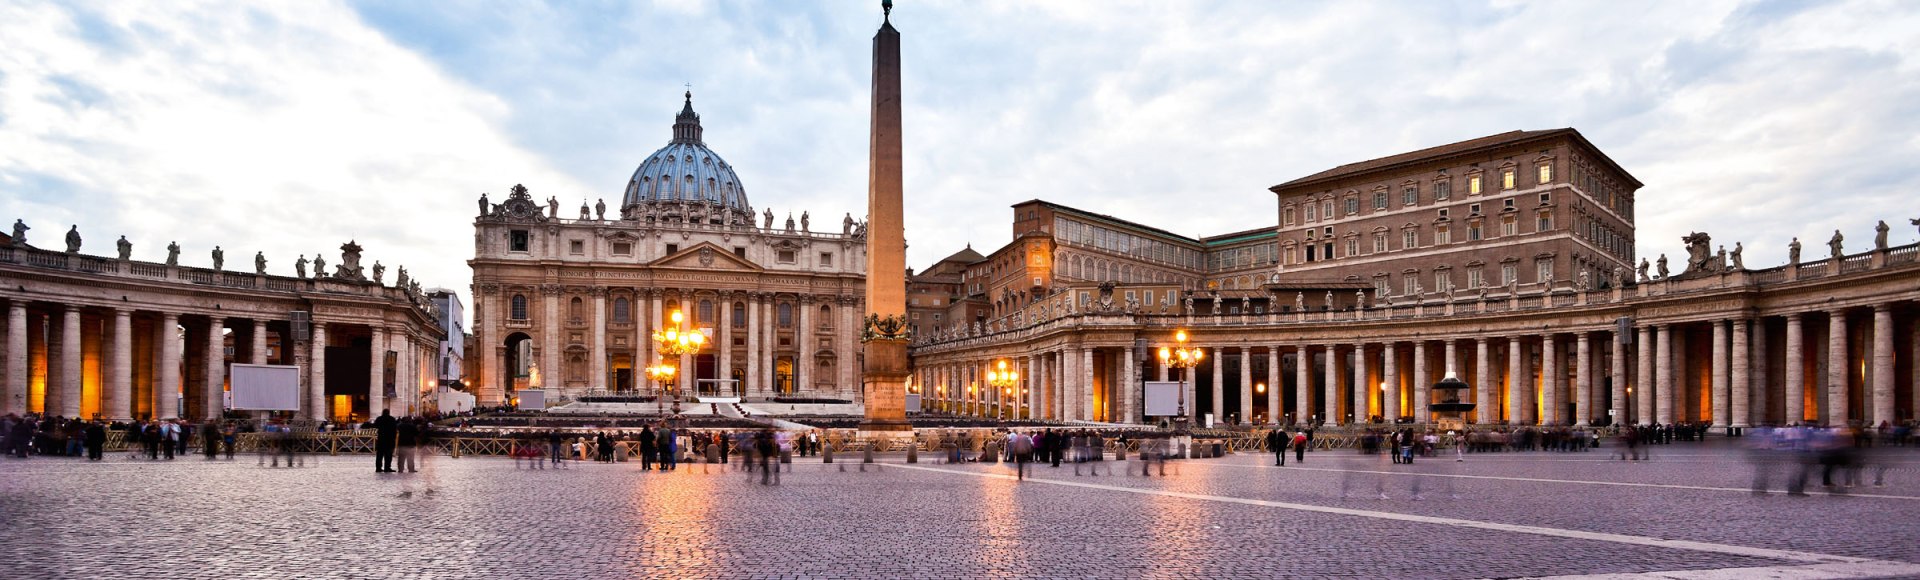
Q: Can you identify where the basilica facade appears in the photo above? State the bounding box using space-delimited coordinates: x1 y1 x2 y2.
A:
467 94 868 405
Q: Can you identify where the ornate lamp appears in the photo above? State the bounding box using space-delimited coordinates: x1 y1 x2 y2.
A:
1156 329 1203 432
986 359 1019 419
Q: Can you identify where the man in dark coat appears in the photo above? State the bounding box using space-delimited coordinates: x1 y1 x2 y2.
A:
84 421 107 461
372 410 398 473
1268 428 1289 466
637 426 656 471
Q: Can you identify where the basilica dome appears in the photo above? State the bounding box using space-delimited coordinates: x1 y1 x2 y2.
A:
621 92 754 225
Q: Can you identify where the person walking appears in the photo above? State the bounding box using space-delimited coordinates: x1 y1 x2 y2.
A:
372 410 398 473
547 430 566 467
202 419 222 460
1268 428 1289 466
755 429 779 485
161 420 178 460
84 421 106 461
396 417 419 473
1293 430 1308 463
1010 430 1034 481
638 426 656 471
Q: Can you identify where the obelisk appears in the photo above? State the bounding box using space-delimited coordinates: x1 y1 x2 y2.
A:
860 0 912 432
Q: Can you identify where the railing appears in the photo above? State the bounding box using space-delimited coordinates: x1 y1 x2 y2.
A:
221 273 255 288
1840 254 1874 274
1798 262 1828 278
1891 245 1918 264
130 263 168 277
24 251 68 269
181 270 214 284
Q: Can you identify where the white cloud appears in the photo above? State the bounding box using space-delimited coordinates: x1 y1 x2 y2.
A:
0 1 589 314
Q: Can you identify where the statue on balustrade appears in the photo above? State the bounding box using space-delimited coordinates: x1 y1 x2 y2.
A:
801 211 810 233
313 254 327 278
1715 245 1728 272
1576 270 1589 291
1875 220 1889 251
478 193 489 217
295 255 308 279
843 213 855 235
211 246 224 271
64 225 80 253
763 208 774 229
1240 296 1251 313
166 241 180 266
1730 242 1744 271
1655 254 1668 279
1828 230 1844 258
254 251 267 275
1636 258 1649 282
546 196 559 219
1295 292 1305 312
373 261 385 284
116 236 131 260
1182 295 1194 316
9 219 26 245
595 198 606 221
1788 237 1801 265
397 266 410 288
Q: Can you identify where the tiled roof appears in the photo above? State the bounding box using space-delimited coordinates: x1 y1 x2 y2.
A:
1272 129 1575 191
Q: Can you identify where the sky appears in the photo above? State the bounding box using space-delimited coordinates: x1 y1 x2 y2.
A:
5 0 1920 324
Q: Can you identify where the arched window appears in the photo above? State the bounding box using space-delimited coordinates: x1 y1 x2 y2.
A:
613 297 631 323
510 294 528 320
698 300 715 325
778 303 793 328
820 304 833 329
569 297 584 322
732 302 746 328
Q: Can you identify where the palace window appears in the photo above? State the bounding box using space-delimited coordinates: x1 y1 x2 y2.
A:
1536 257 1554 283
1435 226 1451 245
1501 168 1516 189
1469 175 1483 195
612 242 633 256
1403 230 1418 249
1344 237 1359 257
1435 181 1451 200
1402 186 1418 206
1283 207 1295 226
1536 211 1553 232
1321 200 1334 220
777 303 793 328
1435 270 1451 292
1372 191 1388 210
1539 192 1551 205
1403 275 1419 296
1344 197 1359 215
733 303 746 328
1372 232 1387 253
1538 163 1552 184
1501 263 1517 286
613 297 631 323
1467 221 1483 241
698 300 714 324
1305 245 1316 262
510 294 528 320
1467 267 1484 289
509 230 530 252
1501 216 1518 237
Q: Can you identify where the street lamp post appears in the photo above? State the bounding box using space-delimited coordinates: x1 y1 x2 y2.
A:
986 359 1019 421
645 359 676 415
653 308 705 417
1156 329 1203 433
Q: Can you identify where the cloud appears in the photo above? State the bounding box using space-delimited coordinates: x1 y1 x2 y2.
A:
5 0 1919 323
0 0 587 310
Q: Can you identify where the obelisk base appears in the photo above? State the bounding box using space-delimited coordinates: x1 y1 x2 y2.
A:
859 338 913 432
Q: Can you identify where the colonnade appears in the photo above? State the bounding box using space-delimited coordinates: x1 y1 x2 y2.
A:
913 345 1138 423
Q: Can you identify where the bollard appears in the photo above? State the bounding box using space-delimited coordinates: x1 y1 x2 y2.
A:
450 438 459 459
823 445 834 463
907 444 917 464
330 438 339 457
781 449 793 464
862 446 874 463
1115 446 1127 461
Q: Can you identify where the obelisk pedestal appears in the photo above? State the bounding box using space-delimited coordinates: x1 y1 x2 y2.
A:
860 5 912 434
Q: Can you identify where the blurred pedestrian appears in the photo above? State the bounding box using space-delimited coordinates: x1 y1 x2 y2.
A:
372 410 398 473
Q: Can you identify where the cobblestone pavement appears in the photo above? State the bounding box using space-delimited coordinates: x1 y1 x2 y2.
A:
3 441 1918 579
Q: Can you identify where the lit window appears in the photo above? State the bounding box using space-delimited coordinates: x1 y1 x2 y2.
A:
1502 169 1516 190
1538 163 1552 184
1469 176 1482 195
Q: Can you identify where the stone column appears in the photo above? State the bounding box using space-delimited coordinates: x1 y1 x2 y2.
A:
1238 347 1253 423
718 292 735 395
1752 319 1770 427
591 289 608 392
1266 348 1280 425
1610 330 1628 426
1382 342 1399 423
1542 334 1559 425
1352 342 1368 424
1637 326 1655 425
59 305 81 418
476 286 500 405
797 296 814 393
745 293 760 396
1027 354 1041 419
251 319 268 365
309 322 328 421
1062 348 1079 420
1293 346 1311 425
205 317 224 420
109 308 132 420
1871 305 1894 426
1323 343 1340 425
371 326 390 417
541 285 561 394
5 302 25 416
1827 310 1848 426
1413 340 1429 424
1123 346 1138 424
1575 333 1592 426
1507 336 1525 425
1656 325 1674 425
1785 314 1808 424
1732 318 1752 428
1475 338 1492 424
158 313 181 419
1083 348 1096 422
1711 320 1730 429
1210 346 1225 423
844 297 861 398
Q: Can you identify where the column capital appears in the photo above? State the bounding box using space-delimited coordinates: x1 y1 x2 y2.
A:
539 284 564 295
590 286 609 297
476 283 501 295
1873 303 1892 313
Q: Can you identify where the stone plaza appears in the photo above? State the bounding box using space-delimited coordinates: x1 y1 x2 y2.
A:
3 441 1918 579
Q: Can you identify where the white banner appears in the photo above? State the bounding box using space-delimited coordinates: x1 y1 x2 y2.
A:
1143 381 1182 417
229 364 301 411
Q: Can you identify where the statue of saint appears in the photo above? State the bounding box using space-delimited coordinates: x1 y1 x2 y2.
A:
1788 237 1801 264
9 219 26 245
1295 292 1305 312
578 200 590 220
373 261 385 284
785 213 796 232
397 266 410 288
254 251 267 275
595 198 607 220
1874 220 1889 250
1577 270 1590 291
1356 289 1366 308
64 225 81 253
1730 242 1745 270
843 213 855 235
313 255 327 278
527 361 542 389
1210 298 1221 315
547 196 559 219
1240 296 1251 313
1325 291 1334 309
116 236 131 260
166 241 180 266
801 211 811 233
1828 229 1844 258
478 193 489 217
295 255 308 279
763 208 774 229
1716 245 1728 272
1655 254 1668 279
1183 295 1194 316
211 246 225 271
1636 258 1650 282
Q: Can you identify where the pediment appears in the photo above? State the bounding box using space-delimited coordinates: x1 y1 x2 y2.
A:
647 242 763 272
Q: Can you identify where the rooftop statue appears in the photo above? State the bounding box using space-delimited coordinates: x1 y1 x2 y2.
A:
373 261 385 284
763 208 774 229
595 198 607 221
211 246 224 271
64 225 80 253
166 241 180 266
1828 229 1844 258
313 254 326 278
1788 237 1801 264
1875 220 1889 250
801 211 810 233
10 219 27 245
255 251 267 275
1655 254 1668 279
478 193 489 217
295 255 308 279
116 236 131 260
1730 242 1744 271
